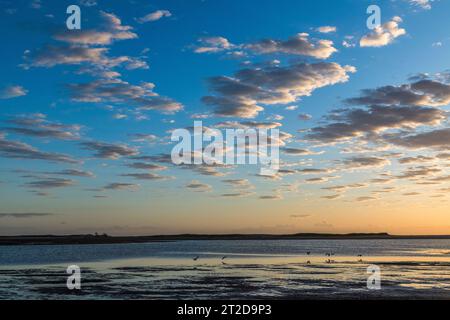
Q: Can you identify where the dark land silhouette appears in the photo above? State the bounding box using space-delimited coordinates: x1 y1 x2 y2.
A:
1 232 450 245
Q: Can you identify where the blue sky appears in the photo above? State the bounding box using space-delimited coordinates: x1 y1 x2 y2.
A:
0 0 449 235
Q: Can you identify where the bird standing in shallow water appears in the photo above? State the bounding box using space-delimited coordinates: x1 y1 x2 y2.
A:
193 256 199 261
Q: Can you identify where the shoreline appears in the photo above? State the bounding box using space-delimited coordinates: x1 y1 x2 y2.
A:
2 233 450 246
1 256 450 300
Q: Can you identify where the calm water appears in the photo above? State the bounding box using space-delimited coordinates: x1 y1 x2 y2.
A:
1 239 450 299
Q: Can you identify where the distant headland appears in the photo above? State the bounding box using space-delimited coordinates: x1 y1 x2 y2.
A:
1 233 450 246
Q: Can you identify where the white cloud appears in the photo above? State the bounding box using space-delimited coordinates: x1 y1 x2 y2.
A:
204 62 356 118
81 141 138 159
360 16 406 47
214 121 282 129
27 46 108 68
387 128 450 150
185 180 212 192
30 0 41 9
4 114 81 140
68 78 183 114
137 10 172 23
316 26 337 33
342 36 356 48
54 11 137 45
246 33 337 59
0 134 78 163
343 156 391 169
0 85 28 99
194 36 233 53
79 0 97 6
408 0 433 10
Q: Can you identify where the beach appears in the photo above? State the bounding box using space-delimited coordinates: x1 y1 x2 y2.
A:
1 239 450 299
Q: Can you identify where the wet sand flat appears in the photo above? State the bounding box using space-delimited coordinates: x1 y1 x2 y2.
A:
1 256 450 300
